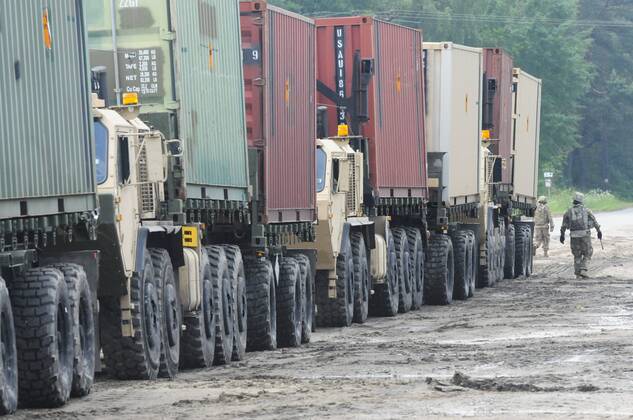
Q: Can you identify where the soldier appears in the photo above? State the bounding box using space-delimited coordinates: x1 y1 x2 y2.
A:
560 192 602 278
533 196 555 257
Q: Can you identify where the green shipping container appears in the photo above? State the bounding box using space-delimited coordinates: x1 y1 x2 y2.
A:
0 0 97 220
87 0 249 202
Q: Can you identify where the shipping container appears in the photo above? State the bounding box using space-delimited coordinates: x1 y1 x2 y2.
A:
0 0 97 219
423 42 483 205
87 0 249 203
240 1 316 224
315 17 427 203
483 48 514 186
512 68 541 204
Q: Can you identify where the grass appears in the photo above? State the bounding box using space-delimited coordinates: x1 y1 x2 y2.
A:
546 189 633 215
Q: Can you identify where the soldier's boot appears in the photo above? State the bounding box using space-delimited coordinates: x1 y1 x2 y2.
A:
579 270 590 279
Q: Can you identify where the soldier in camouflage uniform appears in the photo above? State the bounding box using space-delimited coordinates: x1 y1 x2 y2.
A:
533 196 555 257
560 192 602 278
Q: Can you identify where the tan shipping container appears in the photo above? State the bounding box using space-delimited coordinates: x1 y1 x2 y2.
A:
512 68 541 204
424 42 483 205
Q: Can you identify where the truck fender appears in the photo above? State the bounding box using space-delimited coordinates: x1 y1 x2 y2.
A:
135 226 185 274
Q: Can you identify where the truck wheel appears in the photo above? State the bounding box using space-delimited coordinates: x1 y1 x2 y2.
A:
504 225 516 279
101 253 161 380
317 241 355 327
465 231 477 297
0 278 17 414
514 225 528 278
149 249 181 379
370 232 399 317
450 231 471 300
351 232 369 324
424 234 454 305
12 268 73 407
181 252 216 368
101 253 161 379
224 246 247 361
245 258 277 351
393 228 413 313
277 258 303 348
523 226 534 277
405 227 425 310
293 254 313 343
206 246 234 365
47 264 95 397
478 231 496 288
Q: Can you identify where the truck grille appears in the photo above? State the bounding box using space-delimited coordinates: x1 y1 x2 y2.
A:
137 144 156 217
347 153 359 216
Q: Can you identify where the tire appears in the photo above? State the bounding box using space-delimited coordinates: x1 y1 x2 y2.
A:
181 252 216 368
465 231 477 297
294 254 313 344
11 268 73 407
101 252 161 380
317 240 354 327
245 258 277 351
0 278 17 414
514 225 528 278
277 258 303 348
424 234 455 305
450 231 470 301
478 231 496 288
369 231 399 317
149 249 181 379
47 264 95 397
351 232 369 324
404 227 425 310
504 225 516 279
393 228 413 313
206 246 234 365
224 246 247 361
523 226 534 277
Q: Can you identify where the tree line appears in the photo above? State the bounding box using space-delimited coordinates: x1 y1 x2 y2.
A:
272 0 633 199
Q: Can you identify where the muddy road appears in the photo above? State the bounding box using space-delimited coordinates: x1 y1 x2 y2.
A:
18 209 633 419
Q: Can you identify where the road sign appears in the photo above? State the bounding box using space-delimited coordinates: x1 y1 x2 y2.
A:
544 179 552 188
544 172 554 179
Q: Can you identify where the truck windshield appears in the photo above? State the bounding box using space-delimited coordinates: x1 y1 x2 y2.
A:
94 121 108 185
316 148 327 192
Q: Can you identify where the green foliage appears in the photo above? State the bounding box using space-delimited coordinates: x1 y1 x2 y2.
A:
271 0 633 200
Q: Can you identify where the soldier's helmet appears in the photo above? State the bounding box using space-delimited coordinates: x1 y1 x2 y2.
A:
573 192 585 204
538 196 547 204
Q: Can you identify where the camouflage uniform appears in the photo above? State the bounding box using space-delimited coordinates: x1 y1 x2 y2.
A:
533 196 554 257
560 193 601 278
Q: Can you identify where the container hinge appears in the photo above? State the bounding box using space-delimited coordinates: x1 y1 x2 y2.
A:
254 77 266 87
161 30 176 41
254 17 265 26
165 101 180 110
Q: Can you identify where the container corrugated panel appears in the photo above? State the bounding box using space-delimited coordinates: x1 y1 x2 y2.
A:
87 0 249 202
315 17 427 200
0 0 97 219
512 68 541 202
483 48 514 185
424 42 482 205
240 1 316 224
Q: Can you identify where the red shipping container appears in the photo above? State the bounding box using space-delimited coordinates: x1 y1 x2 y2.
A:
315 17 427 201
483 48 514 185
240 1 316 224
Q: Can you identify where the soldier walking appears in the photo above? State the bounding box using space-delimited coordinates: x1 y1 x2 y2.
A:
533 196 555 257
560 192 602 278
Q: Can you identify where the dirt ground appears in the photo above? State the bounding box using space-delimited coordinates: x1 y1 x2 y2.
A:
17 209 633 419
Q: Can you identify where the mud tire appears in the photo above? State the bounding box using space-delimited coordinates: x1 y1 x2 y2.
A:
47 264 95 397
451 231 471 301
404 227 425 310
277 258 303 348
504 224 516 279
12 268 73 408
464 231 477 297
393 228 413 313
369 231 399 317
0 278 17 414
245 258 277 351
514 225 529 278
294 254 313 344
224 246 247 361
351 232 370 324
317 240 354 327
478 232 497 288
181 252 216 368
424 234 455 305
101 253 161 380
206 246 234 365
